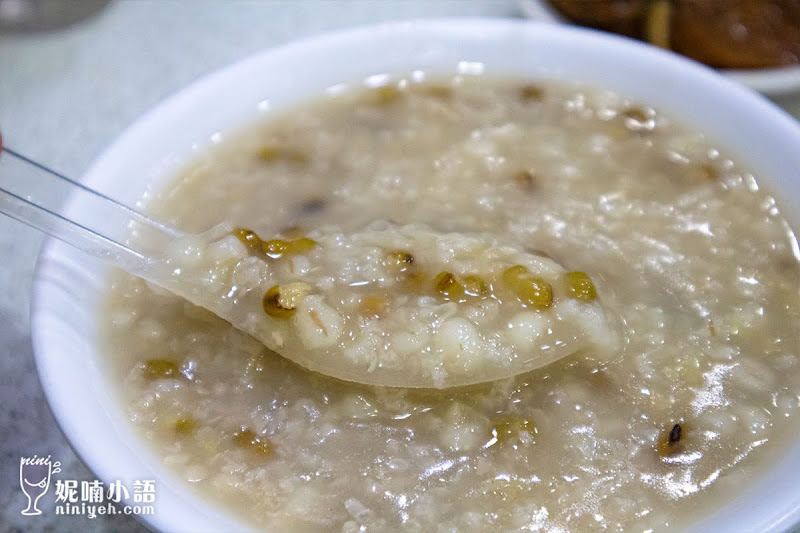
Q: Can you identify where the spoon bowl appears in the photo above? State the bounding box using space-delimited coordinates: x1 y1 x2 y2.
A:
160 222 618 388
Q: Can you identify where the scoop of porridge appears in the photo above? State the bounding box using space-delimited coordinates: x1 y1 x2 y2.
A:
161 222 617 387
104 78 800 531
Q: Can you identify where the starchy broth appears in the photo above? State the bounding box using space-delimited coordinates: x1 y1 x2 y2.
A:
103 77 800 531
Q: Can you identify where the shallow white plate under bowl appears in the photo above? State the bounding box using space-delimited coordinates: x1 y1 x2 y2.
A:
31 18 800 533
518 0 800 96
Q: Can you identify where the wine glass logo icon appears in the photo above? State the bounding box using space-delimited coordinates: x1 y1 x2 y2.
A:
19 455 61 516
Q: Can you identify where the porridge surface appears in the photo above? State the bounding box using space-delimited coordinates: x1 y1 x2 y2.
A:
103 78 800 531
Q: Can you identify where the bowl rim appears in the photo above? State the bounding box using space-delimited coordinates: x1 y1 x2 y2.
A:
29 16 800 532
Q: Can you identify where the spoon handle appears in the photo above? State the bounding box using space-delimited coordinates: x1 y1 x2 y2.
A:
0 133 183 279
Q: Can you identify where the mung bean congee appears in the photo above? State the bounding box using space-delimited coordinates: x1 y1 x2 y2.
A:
103 77 800 531
158 222 618 388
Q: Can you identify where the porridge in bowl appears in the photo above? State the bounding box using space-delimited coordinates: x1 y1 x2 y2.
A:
103 78 800 530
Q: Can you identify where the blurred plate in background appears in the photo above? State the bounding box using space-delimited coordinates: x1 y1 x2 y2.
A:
518 0 800 96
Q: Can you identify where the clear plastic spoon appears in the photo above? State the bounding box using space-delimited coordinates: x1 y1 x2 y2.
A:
0 136 617 388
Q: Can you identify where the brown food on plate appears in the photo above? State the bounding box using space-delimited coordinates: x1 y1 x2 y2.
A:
548 0 800 69
546 0 647 39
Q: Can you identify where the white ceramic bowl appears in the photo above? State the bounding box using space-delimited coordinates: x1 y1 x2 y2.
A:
31 18 800 532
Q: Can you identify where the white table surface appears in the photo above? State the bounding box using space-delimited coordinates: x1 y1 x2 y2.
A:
0 1 798 531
